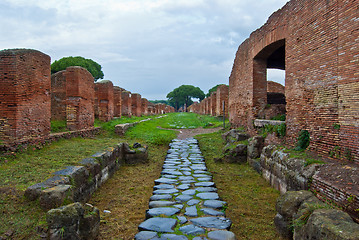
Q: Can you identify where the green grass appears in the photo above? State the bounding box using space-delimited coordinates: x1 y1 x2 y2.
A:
280 147 326 167
159 112 228 129
196 131 283 240
50 120 68 133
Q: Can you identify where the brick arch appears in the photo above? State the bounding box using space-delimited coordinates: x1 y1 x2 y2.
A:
229 0 359 163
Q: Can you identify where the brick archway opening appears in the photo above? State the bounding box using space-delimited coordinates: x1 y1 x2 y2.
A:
253 39 286 120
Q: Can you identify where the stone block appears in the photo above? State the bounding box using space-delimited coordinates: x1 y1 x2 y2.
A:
53 166 89 187
39 185 73 210
25 175 70 201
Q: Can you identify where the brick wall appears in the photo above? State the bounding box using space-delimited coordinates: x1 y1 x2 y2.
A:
267 81 284 94
113 86 122 117
141 98 149 116
121 91 131 117
94 80 114 122
51 71 67 121
131 93 142 117
210 92 217 116
0 49 51 144
216 85 229 117
229 0 359 163
65 67 94 131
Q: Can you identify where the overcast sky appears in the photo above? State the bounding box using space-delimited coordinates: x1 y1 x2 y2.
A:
0 0 288 100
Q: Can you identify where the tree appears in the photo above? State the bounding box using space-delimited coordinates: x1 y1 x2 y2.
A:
149 100 169 105
206 84 228 97
166 85 205 111
51 56 104 81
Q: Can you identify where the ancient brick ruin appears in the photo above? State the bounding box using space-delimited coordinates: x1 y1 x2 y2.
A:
0 48 172 147
0 49 51 143
51 67 95 131
94 80 114 122
216 85 229 117
131 93 142 117
228 0 359 163
113 86 123 118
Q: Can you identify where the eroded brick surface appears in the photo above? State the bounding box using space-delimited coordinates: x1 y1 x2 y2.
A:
131 93 142 117
228 0 359 163
0 49 51 143
216 85 229 117
113 86 122 118
95 80 114 122
121 91 132 117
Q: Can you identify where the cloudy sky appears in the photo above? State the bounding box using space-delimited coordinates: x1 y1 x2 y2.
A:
0 0 288 100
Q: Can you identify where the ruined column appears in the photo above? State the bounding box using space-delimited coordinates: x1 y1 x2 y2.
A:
210 92 217 116
131 93 142 117
216 85 229 117
94 80 114 122
0 49 51 143
65 67 95 130
121 91 132 117
113 86 122 118
141 98 149 116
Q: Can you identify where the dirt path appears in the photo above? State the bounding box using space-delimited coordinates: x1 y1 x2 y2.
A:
160 127 223 139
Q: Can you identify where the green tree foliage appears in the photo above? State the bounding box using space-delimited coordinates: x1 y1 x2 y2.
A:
51 56 104 81
166 85 205 111
206 84 228 97
149 100 169 105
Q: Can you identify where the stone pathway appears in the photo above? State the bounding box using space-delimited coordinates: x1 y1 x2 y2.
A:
136 138 235 240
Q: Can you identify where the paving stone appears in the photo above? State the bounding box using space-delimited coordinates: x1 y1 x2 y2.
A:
194 182 215 187
197 177 212 182
185 206 198 217
155 178 177 185
150 194 172 201
193 237 208 240
175 194 193 202
138 217 177 232
201 208 225 216
196 192 219 200
193 174 211 178
179 167 192 171
194 170 209 174
177 184 190 190
207 230 236 240
187 199 201 206
153 189 179 195
174 204 184 209
149 201 176 208
159 234 188 240
178 216 188 224
195 187 217 192
154 184 175 190
191 217 232 230
146 207 180 218
203 200 227 209
135 231 158 240
180 180 196 184
162 170 183 176
182 189 196 196
191 165 207 171
182 171 192 176
179 225 206 236
178 176 194 181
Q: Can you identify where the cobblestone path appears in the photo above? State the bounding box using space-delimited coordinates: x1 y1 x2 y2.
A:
136 138 235 240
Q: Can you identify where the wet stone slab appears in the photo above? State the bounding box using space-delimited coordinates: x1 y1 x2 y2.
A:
137 138 235 238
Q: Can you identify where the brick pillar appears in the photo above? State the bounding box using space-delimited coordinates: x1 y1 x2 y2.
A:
141 98 149 116
210 92 217 116
94 80 114 122
113 86 122 118
121 91 132 117
216 85 229 117
65 67 94 130
51 71 67 121
0 49 51 143
131 93 142 117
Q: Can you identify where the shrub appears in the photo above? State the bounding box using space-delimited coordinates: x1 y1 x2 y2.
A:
295 130 310 151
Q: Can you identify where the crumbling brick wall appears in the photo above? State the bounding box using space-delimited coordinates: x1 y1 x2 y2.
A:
65 67 94 131
0 49 51 144
216 85 229 117
131 93 142 117
51 71 67 121
113 86 122 118
141 98 148 116
229 0 359 163
121 91 132 117
94 80 114 122
210 92 217 116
